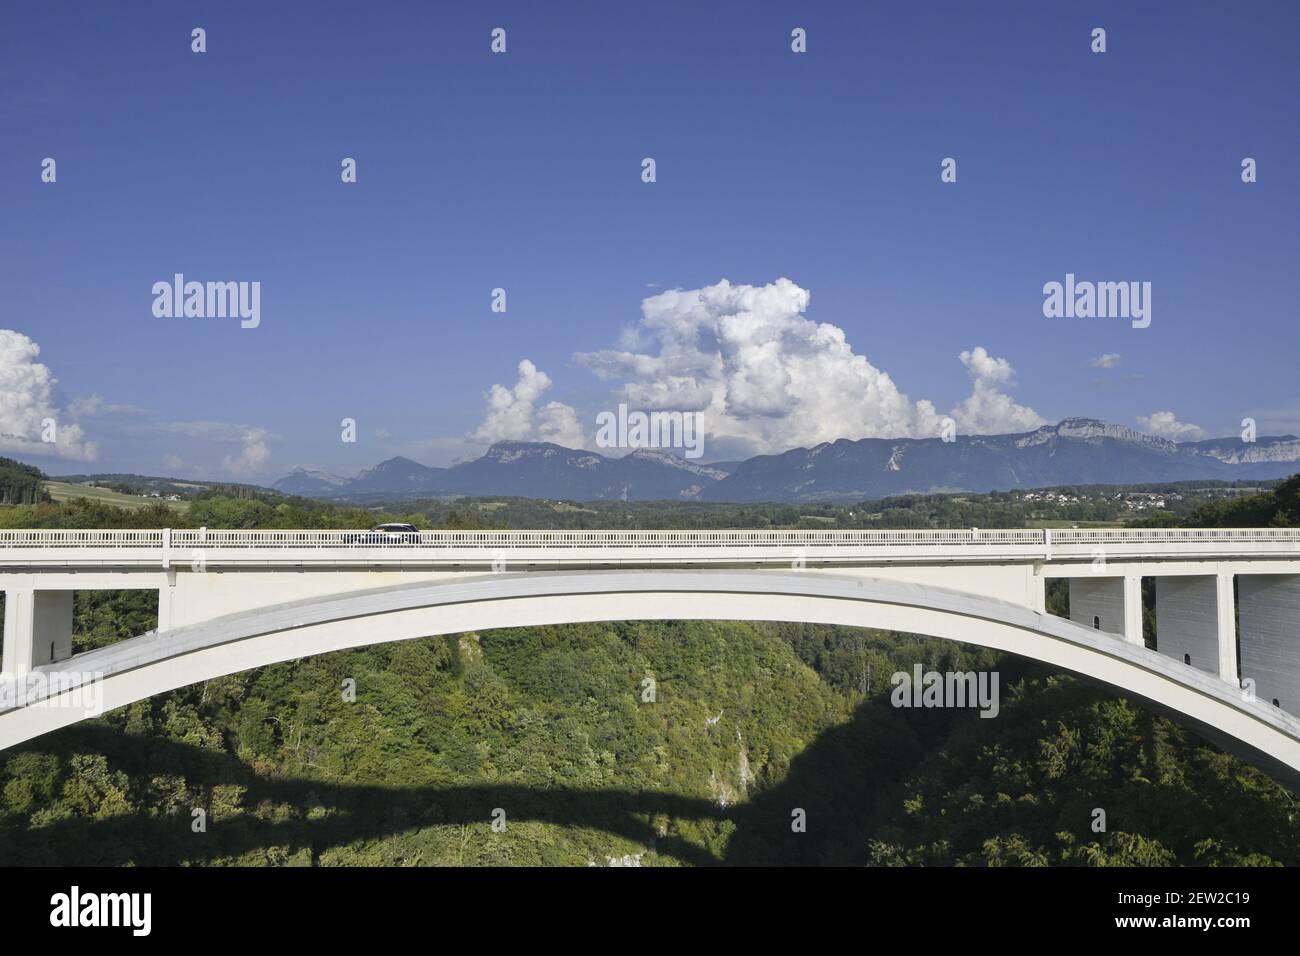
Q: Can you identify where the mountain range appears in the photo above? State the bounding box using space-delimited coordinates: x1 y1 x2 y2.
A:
273 419 1300 504
276 445 732 503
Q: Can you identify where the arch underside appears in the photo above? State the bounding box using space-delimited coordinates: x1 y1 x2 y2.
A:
4 570 1300 787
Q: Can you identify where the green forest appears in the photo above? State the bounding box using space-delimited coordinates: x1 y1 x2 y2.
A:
0 458 49 506
0 477 1298 865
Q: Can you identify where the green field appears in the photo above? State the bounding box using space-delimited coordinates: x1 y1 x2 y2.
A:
44 481 188 513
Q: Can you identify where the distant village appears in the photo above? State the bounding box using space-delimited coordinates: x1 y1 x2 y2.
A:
83 483 185 502
1015 490 1183 511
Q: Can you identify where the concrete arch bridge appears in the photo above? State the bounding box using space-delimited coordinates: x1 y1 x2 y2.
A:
2 527 1299 784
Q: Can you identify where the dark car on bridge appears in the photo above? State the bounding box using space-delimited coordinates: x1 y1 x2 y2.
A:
344 523 422 546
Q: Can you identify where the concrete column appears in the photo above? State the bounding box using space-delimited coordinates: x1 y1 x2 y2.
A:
2 588 35 676
1238 574 1300 712
1216 573 1239 686
1069 576 1126 637
158 570 178 633
1123 574 1144 646
1 587 72 675
1155 575 1232 678
1029 563 1046 613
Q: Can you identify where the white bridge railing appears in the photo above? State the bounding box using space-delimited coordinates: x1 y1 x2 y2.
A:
0 527 1299 549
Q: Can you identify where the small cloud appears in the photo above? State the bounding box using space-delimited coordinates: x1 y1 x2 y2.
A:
1137 411 1206 441
949 347 1046 435
1088 353 1121 369
471 359 585 448
221 428 274 476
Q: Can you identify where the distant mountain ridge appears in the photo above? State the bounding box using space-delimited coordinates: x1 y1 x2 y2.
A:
703 419 1300 503
276 442 734 503
273 419 1300 504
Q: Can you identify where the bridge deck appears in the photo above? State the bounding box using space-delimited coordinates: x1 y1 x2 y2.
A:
1 528 1299 569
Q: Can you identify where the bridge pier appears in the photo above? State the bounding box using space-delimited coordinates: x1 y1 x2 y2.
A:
1239 575 1300 711
1154 574 1239 683
1216 573 1240 686
1030 562 1046 612
1069 575 1145 646
157 571 178 633
1 584 73 677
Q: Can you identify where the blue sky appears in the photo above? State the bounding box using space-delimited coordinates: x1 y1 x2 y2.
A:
2 0 1296 480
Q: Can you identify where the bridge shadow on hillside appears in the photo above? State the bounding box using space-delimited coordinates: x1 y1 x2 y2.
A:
0 695 943 866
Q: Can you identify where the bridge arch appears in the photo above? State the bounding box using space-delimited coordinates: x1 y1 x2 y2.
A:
4 569 1299 786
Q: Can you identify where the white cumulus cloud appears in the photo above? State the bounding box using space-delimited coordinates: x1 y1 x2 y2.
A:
0 329 97 461
221 428 273 476
1088 353 1122 369
572 278 1044 455
536 401 586 448
1137 411 1206 441
949 346 1047 436
470 359 586 447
